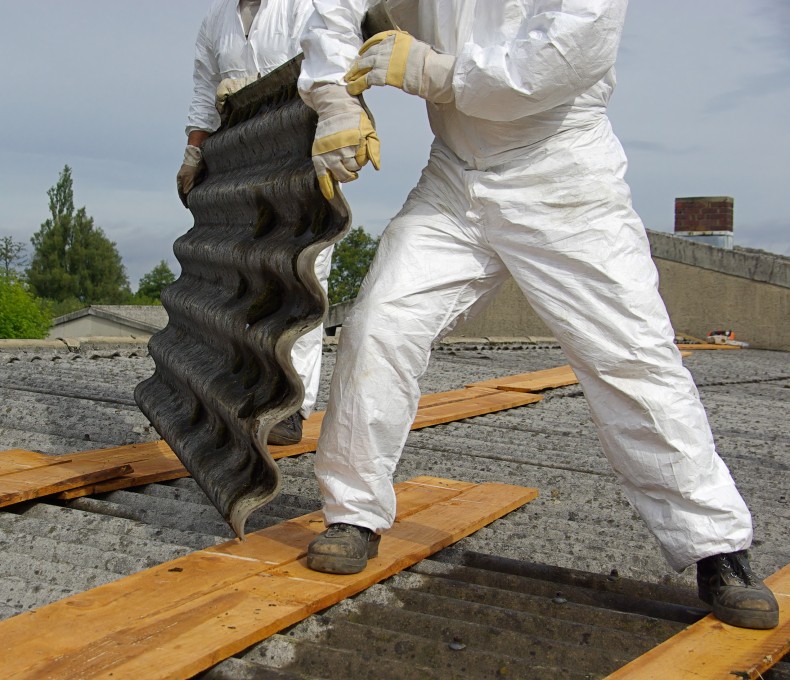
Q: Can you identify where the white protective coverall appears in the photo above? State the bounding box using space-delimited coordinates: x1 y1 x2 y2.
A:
187 0 330 418
299 0 754 570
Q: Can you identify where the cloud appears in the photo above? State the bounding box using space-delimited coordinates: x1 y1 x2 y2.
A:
620 139 702 156
737 218 790 256
752 1 790 60
704 69 790 114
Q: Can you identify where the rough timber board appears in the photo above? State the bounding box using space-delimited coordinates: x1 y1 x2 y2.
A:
413 388 543 428
467 365 579 392
676 343 742 350
0 476 537 680
55 441 189 500
606 564 789 679
0 452 133 508
0 449 69 473
1 381 542 504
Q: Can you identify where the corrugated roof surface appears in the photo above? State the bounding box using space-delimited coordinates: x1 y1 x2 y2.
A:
0 339 788 677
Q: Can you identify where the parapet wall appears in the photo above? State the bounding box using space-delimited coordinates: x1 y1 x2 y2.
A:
451 231 790 351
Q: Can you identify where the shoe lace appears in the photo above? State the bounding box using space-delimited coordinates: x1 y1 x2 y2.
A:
324 523 357 538
719 551 756 586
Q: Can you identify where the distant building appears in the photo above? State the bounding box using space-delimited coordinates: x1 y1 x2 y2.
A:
48 305 168 340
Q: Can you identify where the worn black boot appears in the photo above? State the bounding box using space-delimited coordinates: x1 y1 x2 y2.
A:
697 550 779 629
267 413 304 446
307 523 381 574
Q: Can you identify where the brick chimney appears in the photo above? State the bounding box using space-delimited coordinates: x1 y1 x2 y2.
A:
674 196 734 249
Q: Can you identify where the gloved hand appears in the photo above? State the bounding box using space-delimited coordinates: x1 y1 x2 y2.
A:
176 145 204 208
215 75 259 113
345 30 455 104
310 84 381 200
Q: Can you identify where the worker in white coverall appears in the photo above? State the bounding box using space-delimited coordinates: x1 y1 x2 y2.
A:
296 0 779 630
177 0 332 445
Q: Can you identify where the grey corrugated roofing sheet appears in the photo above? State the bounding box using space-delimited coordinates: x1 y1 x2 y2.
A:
0 339 788 678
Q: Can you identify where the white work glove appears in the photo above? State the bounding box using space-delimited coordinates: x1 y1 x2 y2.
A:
215 75 259 113
345 30 455 104
176 145 204 208
310 84 381 201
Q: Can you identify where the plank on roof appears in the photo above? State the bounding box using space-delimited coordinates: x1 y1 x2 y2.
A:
0 450 133 508
54 441 189 500
606 563 789 679
467 365 578 392
0 449 69 473
0 476 538 680
5 379 543 503
413 387 542 428
676 343 742 350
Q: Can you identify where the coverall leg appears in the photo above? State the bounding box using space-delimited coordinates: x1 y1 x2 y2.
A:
316 124 753 571
291 244 333 418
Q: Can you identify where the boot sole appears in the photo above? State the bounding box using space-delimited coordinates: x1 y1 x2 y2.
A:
711 602 779 630
307 537 381 575
307 553 368 575
266 434 302 446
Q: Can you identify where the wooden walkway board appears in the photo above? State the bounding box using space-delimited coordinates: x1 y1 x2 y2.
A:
676 343 742 350
0 381 542 504
413 387 542 428
0 476 538 680
467 365 579 392
50 441 187 499
606 564 790 679
0 449 133 508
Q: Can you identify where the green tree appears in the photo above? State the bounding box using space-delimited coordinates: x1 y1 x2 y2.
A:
0 274 52 339
0 236 27 276
27 166 131 307
328 226 380 304
134 260 176 304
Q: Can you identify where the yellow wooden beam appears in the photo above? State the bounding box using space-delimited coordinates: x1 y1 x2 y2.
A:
467 365 579 392
0 476 538 680
606 564 789 679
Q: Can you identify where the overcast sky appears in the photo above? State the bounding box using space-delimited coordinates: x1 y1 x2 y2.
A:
1 1 788 290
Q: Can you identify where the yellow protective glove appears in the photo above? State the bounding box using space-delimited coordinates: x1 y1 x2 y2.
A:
176 145 205 208
310 84 381 200
215 75 260 113
345 30 455 104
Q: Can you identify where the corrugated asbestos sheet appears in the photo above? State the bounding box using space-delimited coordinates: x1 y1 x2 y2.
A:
0 341 788 678
135 58 350 538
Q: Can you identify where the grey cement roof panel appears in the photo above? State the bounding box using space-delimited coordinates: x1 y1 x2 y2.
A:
0 341 787 677
15 500 220 551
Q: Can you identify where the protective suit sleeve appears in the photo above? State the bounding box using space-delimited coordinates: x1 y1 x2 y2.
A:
298 0 371 107
453 0 628 121
186 17 222 136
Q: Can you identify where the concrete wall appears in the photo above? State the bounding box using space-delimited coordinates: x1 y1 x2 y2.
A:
451 231 790 351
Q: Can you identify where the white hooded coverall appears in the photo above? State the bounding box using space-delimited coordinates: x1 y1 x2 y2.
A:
187 0 330 418
298 0 754 571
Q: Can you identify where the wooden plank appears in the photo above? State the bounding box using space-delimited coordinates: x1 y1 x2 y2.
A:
0 449 73 474
0 477 537 680
57 433 322 500
5 379 545 505
417 386 504 407
606 564 790 679
0 457 134 508
467 365 579 392
676 343 742 350
51 388 540 499
413 389 542 429
55 442 189 499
